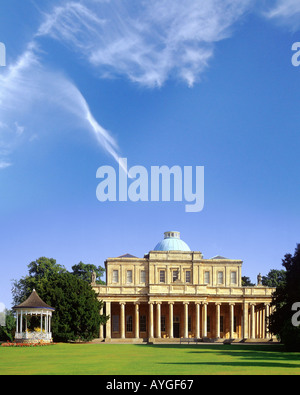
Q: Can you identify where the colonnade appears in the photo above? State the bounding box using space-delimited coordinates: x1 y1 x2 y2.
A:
101 300 272 341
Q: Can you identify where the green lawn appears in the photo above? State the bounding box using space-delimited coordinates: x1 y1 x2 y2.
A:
1 343 300 375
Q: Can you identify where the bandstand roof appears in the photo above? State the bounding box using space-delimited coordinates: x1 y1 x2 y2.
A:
13 289 55 311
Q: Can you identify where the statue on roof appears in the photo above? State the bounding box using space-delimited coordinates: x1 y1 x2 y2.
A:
91 271 97 284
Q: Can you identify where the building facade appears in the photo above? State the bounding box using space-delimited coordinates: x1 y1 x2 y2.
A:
92 231 275 342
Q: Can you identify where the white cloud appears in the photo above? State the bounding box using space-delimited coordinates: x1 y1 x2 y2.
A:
1 0 257 168
36 0 253 87
0 161 12 169
263 0 300 29
0 41 120 169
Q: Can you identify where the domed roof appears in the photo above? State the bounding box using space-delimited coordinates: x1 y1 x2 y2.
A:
154 231 191 252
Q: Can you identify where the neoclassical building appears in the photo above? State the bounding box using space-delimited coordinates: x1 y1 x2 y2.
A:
92 231 275 343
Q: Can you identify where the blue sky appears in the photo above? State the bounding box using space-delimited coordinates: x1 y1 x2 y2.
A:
1 0 300 308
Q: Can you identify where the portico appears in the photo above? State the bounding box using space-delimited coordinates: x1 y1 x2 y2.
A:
92 231 275 343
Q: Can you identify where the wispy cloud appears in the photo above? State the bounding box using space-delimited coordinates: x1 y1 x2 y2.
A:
0 41 120 168
36 0 253 87
263 0 300 29
0 161 12 170
2 0 297 170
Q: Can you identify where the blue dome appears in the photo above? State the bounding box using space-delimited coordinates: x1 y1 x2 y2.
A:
154 231 191 251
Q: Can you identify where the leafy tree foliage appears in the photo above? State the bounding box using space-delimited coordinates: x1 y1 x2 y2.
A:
262 269 286 288
11 257 108 342
71 261 105 284
0 310 15 341
269 244 300 351
242 276 255 286
36 272 107 342
12 257 67 306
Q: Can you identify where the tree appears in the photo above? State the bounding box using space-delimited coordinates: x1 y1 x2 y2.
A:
11 257 108 342
241 276 255 286
0 310 15 341
269 244 300 351
11 257 67 306
71 261 105 284
262 269 286 288
36 272 108 342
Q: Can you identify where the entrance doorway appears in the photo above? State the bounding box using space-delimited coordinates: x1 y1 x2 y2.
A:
173 316 180 338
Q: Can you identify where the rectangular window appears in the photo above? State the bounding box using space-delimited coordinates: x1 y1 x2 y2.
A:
112 270 119 283
234 316 237 333
112 315 119 332
126 315 133 332
127 270 133 284
217 271 224 285
172 270 179 282
140 270 146 283
160 270 166 283
140 315 147 332
161 316 166 332
185 271 191 283
204 271 210 284
231 271 237 285
207 316 211 332
188 316 192 332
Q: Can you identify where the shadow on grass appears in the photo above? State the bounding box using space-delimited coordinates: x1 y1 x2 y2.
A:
134 344 300 371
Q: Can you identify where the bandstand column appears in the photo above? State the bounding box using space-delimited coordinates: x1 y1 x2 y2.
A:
16 311 19 334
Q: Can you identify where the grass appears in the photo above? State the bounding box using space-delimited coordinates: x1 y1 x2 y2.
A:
1 343 300 375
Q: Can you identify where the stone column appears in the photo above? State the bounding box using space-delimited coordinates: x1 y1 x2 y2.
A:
195 302 201 339
183 302 189 338
149 302 154 339
229 303 235 339
156 302 161 338
215 303 221 338
202 302 208 337
168 302 174 339
106 302 111 340
120 302 126 339
135 303 139 339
